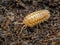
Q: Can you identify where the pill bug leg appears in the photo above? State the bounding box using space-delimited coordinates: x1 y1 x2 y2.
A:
36 25 39 34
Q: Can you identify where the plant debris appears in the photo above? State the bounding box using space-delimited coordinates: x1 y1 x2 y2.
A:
0 0 60 45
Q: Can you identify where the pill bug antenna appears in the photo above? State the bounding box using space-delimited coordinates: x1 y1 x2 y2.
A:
20 24 27 34
13 21 27 34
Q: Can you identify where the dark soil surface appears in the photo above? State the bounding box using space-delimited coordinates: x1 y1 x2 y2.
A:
0 0 60 45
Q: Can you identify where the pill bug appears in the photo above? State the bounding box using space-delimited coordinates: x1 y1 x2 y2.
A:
14 10 50 34
23 10 50 27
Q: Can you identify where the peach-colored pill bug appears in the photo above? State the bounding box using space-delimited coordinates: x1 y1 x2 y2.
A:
23 10 50 27
14 10 50 34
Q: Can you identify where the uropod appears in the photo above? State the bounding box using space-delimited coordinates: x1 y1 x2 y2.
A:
15 10 50 34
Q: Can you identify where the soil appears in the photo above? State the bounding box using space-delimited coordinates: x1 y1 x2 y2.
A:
0 0 60 45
